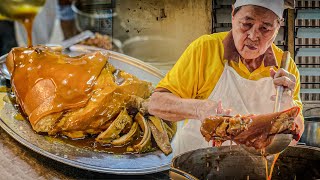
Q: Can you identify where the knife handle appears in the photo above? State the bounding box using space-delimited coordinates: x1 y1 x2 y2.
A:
61 30 95 49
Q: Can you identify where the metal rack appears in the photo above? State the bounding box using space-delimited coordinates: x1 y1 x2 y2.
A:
295 0 320 103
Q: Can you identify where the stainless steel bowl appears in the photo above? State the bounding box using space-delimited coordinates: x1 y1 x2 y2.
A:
122 36 178 72
300 116 320 147
71 0 115 35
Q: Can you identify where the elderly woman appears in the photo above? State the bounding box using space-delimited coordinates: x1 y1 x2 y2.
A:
148 0 304 155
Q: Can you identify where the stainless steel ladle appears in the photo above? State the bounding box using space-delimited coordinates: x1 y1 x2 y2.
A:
241 51 293 156
241 134 293 156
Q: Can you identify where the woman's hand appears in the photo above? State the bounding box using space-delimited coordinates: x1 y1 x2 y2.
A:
196 100 231 121
270 68 296 97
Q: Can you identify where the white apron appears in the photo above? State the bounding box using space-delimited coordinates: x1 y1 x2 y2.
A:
172 62 295 156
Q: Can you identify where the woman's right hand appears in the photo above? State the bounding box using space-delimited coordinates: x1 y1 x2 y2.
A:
196 100 231 121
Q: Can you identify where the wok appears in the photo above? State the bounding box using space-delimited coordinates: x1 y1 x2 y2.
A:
170 145 320 180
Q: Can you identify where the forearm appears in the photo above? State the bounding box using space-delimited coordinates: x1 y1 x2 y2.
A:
292 99 304 144
148 92 216 122
289 114 304 146
148 92 198 121
287 98 304 145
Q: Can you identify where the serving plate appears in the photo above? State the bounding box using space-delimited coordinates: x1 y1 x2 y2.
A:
0 50 174 175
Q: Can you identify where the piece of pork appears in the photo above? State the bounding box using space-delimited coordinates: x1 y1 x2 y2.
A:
7 46 152 139
200 106 300 149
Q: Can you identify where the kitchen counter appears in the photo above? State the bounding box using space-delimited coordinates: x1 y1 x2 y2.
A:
0 127 170 179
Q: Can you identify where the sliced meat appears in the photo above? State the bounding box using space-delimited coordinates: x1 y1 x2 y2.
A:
111 122 140 146
133 113 152 153
148 117 172 155
96 108 132 144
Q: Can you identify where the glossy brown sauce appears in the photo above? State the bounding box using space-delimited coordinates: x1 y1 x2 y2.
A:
58 134 146 154
200 117 224 142
0 86 8 92
22 14 35 47
264 157 269 180
8 12 36 47
264 153 280 180
9 47 107 126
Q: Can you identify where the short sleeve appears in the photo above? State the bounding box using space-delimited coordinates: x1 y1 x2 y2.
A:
156 38 203 99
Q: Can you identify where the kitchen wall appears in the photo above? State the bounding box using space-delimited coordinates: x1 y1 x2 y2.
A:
295 0 320 106
113 0 212 72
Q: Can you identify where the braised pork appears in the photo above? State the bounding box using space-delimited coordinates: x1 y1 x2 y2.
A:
200 107 300 149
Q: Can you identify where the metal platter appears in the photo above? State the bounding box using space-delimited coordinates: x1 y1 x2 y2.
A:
0 51 175 175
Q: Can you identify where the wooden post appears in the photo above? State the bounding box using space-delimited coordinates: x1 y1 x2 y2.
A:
287 8 295 60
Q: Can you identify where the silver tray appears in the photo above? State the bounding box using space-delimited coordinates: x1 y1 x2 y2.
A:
0 51 174 175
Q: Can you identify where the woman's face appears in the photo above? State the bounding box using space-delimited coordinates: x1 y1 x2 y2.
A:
231 5 281 60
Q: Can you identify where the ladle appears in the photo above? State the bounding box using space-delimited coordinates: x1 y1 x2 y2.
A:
241 134 293 156
242 51 293 156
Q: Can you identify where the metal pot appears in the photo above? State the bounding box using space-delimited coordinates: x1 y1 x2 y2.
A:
122 36 178 72
300 116 320 147
71 0 115 36
170 145 320 180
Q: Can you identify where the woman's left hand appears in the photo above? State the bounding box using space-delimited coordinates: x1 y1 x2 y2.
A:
270 68 296 98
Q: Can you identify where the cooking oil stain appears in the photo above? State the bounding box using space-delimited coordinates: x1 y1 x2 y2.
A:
14 113 25 121
0 86 8 92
